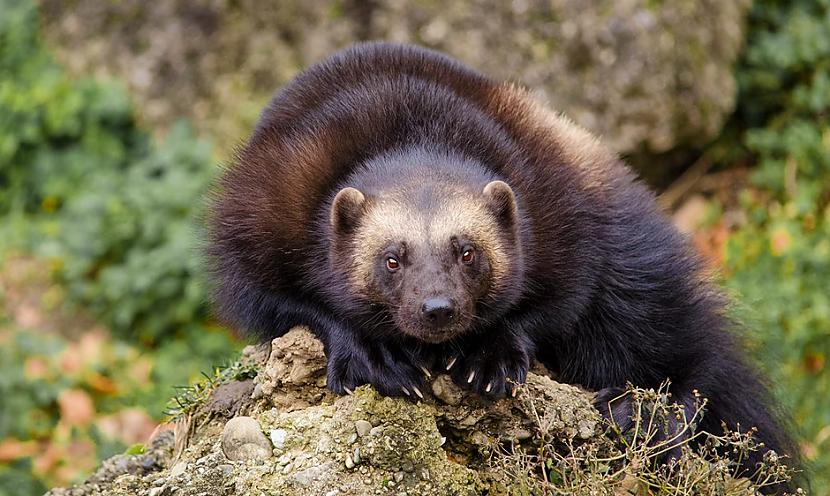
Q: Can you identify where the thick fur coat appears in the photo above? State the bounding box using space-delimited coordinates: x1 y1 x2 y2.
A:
208 42 797 486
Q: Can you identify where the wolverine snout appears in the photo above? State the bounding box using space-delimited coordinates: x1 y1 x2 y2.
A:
421 297 456 328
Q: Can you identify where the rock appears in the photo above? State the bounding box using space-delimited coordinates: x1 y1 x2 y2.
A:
293 461 335 486
431 374 463 405
42 0 750 168
167 461 186 478
253 327 326 396
202 380 254 418
221 416 272 461
578 419 597 439
269 428 288 449
354 420 372 437
369 426 384 437
45 327 763 495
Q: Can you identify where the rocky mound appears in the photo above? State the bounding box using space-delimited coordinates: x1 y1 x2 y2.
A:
44 327 606 495
46 327 791 495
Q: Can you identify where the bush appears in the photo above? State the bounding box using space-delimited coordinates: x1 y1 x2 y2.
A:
0 304 235 492
0 2 238 491
0 0 139 216
498 383 797 494
44 122 215 343
718 0 830 489
0 0 217 343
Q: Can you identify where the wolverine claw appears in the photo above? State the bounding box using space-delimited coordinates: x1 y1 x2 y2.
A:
446 356 457 371
412 386 424 399
401 387 411 396
419 366 432 378
344 386 354 395
467 370 476 383
485 382 492 393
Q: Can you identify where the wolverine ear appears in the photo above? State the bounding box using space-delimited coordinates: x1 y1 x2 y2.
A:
483 180 517 228
331 187 366 234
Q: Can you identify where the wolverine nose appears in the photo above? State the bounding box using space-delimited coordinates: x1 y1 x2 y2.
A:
422 297 456 328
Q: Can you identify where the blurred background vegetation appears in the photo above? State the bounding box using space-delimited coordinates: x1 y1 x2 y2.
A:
0 0 827 494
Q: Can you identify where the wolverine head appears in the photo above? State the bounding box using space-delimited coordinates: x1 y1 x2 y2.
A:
327 151 524 343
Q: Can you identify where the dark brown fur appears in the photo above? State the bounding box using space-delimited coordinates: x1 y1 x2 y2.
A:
208 43 798 490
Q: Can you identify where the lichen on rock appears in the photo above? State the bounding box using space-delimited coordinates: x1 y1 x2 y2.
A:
45 327 609 496
46 326 794 495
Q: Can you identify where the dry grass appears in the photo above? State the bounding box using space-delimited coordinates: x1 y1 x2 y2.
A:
493 382 802 495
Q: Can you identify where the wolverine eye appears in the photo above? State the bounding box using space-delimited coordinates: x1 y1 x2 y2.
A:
386 257 400 272
461 248 475 265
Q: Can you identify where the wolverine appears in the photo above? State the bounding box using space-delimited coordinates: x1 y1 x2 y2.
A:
208 43 797 483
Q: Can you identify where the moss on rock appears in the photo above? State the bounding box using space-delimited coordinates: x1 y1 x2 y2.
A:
44 328 606 495
47 328 792 495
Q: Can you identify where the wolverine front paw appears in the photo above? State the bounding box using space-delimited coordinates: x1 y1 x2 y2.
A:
594 385 690 463
442 337 530 398
594 386 635 433
326 341 430 399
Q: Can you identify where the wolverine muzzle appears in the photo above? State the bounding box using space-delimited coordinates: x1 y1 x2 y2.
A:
422 297 456 329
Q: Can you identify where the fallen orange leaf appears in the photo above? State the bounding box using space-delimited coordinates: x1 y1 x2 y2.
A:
24 356 51 380
85 371 119 394
0 438 39 461
57 389 95 427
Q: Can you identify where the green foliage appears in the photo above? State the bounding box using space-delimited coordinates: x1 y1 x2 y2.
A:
0 312 235 491
123 444 145 456
0 1 239 492
0 0 139 216
163 358 258 420
44 123 215 342
0 315 144 488
0 0 216 342
719 0 830 490
0 459 45 496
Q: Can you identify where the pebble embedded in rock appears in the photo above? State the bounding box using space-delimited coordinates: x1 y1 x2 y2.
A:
251 383 264 400
577 419 596 439
355 420 372 437
470 431 489 446
270 428 288 449
221 416 272 461
168 461 187 478
44 329 627 495
430 374 463 405
501 429 532 442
